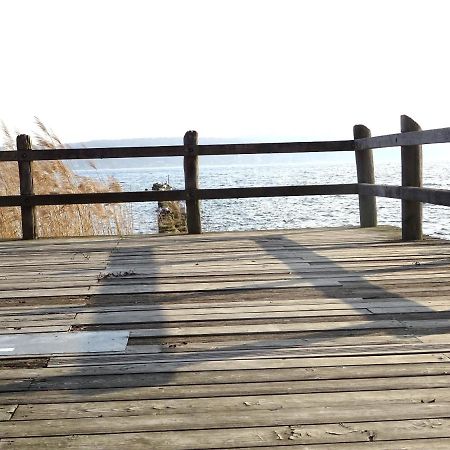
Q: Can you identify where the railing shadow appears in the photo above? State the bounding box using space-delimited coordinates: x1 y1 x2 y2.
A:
2 229 450 413
47 229 450 396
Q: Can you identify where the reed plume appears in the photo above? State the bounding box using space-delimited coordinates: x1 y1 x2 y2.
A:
0 118 132 239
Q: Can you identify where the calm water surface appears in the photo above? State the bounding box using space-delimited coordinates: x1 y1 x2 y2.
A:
78 160 450 239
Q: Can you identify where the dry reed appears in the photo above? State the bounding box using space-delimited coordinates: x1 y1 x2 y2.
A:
0 119 133 239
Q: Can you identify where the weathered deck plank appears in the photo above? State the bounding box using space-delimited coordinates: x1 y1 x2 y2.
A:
1 226 450 448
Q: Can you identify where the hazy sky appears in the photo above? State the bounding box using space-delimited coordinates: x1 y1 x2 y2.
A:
1 0 449 143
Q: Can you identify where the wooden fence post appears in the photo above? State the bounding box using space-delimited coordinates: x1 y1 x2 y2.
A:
16 134 37 240
354 124 377 227
183 130 202 234
401 115 423 241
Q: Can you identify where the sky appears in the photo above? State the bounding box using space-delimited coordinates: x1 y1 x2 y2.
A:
1 0 450 144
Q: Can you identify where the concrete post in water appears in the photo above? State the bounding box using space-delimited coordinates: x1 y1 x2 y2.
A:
354 124 377 227
401 115 423 241
183 130 201 234
16 134 37 240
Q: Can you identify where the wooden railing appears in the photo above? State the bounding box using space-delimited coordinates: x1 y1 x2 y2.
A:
2 114 450 241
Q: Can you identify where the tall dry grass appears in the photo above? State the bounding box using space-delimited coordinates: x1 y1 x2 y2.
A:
0 119 133 239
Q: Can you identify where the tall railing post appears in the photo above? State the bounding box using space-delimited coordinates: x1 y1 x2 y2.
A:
354 124 377 227
16 134 37 240
401 115 423 241
183 130 202 234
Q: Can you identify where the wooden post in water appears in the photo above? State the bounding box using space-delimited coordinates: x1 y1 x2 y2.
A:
401 115 423 241
354 124 377 227
183 130 201 234
16 134 37 240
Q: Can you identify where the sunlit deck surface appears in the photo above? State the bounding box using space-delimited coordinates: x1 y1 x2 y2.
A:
2 226 450 448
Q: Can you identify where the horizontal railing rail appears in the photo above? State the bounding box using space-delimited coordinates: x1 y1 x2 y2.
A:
0 140 355 162
359 184 450 208
2 114 450 240
0 184 359 208
354 126 450 150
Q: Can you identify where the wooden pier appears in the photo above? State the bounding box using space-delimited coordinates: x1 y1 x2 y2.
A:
1 115 450 447
1 226 450 448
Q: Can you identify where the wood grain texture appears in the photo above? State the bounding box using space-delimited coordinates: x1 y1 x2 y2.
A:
354 125 450 150
183 131 201 234
401 115 423 241
358 183 450 207
354 124 377 227
16 134 36 239
0 184 359 207
0 226 449 448
0 139 354 162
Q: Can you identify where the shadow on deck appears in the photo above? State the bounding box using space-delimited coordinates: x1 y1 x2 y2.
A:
1 226 450 448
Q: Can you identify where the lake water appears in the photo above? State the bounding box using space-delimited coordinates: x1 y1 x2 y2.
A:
77 160 450 239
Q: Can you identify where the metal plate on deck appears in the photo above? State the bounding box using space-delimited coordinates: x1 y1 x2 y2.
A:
0 331 129 356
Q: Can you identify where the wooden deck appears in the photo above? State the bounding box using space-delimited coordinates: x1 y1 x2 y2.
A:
1 226 450 448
